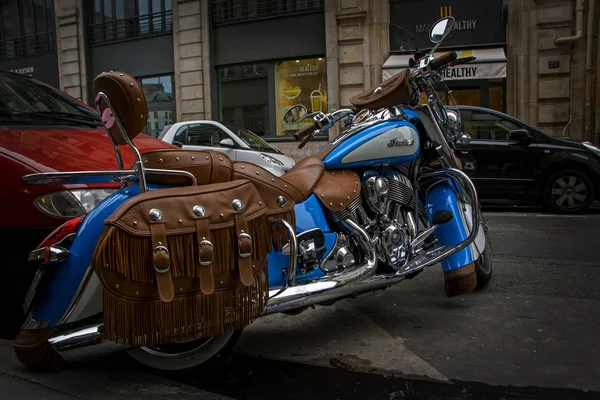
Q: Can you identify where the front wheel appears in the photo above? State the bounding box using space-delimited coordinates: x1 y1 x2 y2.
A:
473 214 492 289
127 330 242 371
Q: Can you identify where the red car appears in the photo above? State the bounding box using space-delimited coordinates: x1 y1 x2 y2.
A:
0 70 174 338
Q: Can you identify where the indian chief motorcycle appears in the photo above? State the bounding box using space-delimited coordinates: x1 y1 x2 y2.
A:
14 17 492 372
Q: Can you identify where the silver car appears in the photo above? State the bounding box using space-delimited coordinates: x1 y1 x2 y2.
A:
158 120 296 176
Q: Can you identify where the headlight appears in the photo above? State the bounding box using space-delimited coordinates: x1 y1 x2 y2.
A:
260 153 284 166
35 188 117 218
583 142 600 156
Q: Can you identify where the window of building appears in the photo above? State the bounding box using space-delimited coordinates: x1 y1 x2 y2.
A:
139 74 175 137
218 62 270 137
212 0 324 26
88 0 173 45
275 57 327 136
217 56 326 139
0 0 55 61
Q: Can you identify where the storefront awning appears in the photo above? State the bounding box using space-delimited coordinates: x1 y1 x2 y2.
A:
382 48 507 81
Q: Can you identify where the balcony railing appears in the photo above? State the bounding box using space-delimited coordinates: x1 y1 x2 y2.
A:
212 0 324 26
88 11 173 46
0 32 55 61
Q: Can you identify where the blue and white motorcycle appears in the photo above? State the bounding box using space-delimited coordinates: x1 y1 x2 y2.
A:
16 17 491 372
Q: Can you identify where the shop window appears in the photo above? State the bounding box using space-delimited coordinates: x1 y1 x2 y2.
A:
139 74 176 138
218 62 269 137
88 0 173 45
275 57 327 137
0 0 55 61
460 110 520 141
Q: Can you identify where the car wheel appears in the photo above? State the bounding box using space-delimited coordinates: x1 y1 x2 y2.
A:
543 169 595 214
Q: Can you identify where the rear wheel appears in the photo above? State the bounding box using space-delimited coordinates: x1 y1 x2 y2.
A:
127 330 242 371
543 169 595 214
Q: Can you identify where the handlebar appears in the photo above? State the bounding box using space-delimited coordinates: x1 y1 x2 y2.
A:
429 51 457 70
293 124 317 141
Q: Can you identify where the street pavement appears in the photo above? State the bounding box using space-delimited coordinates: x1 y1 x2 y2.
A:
1 210 599 399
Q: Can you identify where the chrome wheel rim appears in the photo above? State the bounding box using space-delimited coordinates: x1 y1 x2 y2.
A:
141 336 220 359
551 176 588 209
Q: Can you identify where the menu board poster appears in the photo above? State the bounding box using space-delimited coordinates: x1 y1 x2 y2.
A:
275 57 328 136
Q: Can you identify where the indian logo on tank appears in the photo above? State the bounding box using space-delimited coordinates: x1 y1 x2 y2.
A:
388 138 415 147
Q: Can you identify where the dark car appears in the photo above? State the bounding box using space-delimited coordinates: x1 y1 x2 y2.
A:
453 106 600 214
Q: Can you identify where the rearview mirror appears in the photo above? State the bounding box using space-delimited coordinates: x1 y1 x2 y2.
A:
509 129 533 145
219 138 235 148
282 105 308 124
429 17 455 44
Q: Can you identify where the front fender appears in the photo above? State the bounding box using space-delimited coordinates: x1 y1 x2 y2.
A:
425 178 486 272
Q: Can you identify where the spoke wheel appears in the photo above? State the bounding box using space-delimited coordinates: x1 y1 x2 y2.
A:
544 170 594 214
127 330 242 371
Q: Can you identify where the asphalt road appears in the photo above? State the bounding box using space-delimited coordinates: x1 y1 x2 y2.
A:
163 210 600 399
2 210 599 399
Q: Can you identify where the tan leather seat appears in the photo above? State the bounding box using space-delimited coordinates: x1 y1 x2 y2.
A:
278 156 325 202
142 149 233 185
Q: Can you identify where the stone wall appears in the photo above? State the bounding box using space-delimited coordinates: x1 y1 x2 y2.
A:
507 0 598 141
53 0 87 103
173 0 211 122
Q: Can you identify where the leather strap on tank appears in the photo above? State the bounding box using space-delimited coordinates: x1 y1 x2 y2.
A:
234 213 253 286
149 223 174 302
195 218 215 295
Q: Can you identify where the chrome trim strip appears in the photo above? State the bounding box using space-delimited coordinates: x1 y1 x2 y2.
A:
22 169 197 187
57 265 95 325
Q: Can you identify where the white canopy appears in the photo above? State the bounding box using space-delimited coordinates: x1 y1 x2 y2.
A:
382 48 507 81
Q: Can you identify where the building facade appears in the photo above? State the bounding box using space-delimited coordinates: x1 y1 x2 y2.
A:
2 0 598 159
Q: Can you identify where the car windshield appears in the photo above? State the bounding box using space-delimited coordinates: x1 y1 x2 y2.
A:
0 72 102 127
221 122 282 154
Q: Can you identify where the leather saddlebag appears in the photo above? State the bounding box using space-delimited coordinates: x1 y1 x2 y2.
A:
92 179 271 347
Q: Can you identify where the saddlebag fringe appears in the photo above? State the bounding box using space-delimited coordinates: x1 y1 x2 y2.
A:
95 215 271 283
93 180 273 347
443 262 477 298
102 260 268 346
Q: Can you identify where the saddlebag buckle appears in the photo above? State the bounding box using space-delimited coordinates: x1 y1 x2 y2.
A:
198 239 214 266
237 233 252 259
153 245 171 273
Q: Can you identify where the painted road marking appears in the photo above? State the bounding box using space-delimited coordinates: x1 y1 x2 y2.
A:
235 300 450 382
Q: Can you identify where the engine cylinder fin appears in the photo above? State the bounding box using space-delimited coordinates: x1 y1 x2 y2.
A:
327 195 363 223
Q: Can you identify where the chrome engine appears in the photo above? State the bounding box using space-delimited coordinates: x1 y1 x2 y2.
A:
322 169 419 272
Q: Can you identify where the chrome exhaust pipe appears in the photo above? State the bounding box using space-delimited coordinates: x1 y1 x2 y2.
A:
48 321 127 363
264 219 378 314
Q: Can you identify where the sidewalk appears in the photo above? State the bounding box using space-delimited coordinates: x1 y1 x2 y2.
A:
0 339 233 400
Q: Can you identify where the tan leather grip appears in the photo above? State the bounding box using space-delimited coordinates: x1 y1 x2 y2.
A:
294 124 316 141
150 223 174 302
298 132 314 149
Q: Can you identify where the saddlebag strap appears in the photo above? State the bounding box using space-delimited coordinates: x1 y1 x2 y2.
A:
150 223 174 302
195 218 215 295
234 213 253 286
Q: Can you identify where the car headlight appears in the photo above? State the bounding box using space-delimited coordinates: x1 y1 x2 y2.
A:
35 188 117 218
583 142 600 156
260 153 284 166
